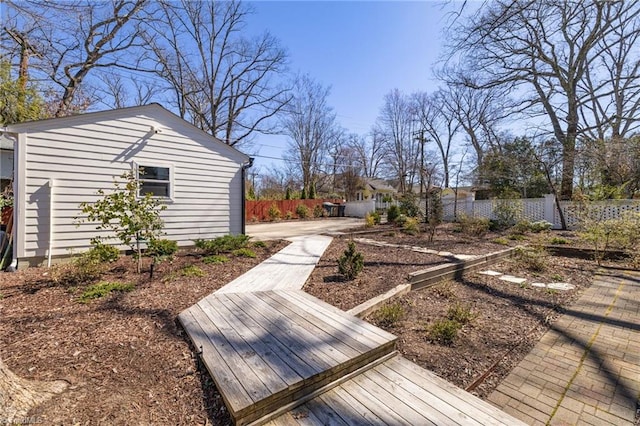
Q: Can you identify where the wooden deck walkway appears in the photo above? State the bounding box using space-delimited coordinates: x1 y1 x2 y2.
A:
179 234 527 425
179 290 397 425
265 355 526 426
216 236 332 294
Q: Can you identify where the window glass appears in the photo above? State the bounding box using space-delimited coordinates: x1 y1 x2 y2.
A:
137 165 170 198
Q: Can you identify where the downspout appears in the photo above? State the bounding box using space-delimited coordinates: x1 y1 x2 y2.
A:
241 157 254 235
47 178 54 267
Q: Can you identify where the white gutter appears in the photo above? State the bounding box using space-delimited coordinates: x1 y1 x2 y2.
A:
47 178 54 267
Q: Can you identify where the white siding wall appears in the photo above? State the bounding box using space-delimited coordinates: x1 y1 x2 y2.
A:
19 109 245 261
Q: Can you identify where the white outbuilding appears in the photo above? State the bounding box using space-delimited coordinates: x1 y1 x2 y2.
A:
1 104 252 268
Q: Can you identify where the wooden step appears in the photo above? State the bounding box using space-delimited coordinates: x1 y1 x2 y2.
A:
263 355 527 426
178 290 397 425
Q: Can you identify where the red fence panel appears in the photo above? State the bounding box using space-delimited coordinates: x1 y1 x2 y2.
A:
246 199 342 222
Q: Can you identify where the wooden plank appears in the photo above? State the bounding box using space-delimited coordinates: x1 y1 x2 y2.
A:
347 283 412 319
280 290 396 345
318 387 385 425
214 293 318 381
337 378 416 425
261 291 373 356
186 305 272 405
197 299 288 397
273 290 390 350
223 292 336 372
387 357 525 425
177 308 253 411
230 292 352 366
216 236 331 294
206 295 305 387
304 398 350 426
350 369 434 425
368 364 478 426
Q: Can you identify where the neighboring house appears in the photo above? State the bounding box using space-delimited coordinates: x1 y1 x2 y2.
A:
441 186 476 201
355 178 396 203
2 104 251 268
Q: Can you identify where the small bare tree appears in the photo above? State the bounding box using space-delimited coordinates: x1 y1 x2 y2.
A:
282 75 341 197
143 0 291 146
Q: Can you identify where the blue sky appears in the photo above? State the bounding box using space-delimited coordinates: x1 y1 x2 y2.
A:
244 1 463 171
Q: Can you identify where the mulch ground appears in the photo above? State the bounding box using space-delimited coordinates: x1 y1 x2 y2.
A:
0 241 286 425
305 224 602 400
304 223 516 311
0 223 616 423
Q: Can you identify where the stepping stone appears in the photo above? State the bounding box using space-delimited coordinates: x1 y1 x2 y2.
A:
479 270 503 276
531 282 547 288
499 275 527 284
454 254 478 261
547 282 575 291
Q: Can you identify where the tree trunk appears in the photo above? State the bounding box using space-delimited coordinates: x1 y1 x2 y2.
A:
0 356 67 423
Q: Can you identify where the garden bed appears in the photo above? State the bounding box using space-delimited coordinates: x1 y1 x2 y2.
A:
0 240 286 425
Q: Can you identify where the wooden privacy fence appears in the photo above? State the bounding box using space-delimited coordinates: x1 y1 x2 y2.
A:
246 199 342 221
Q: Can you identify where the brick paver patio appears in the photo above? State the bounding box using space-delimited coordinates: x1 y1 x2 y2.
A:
488 269 640 425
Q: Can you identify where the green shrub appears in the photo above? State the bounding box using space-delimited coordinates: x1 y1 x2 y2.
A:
510 220 532 235
268 203 281 221
428 319 461 345
508 233 526 241
77 171 166 273
394 214 408 226
402 217 420 235
284 210 294 220
387 205 400 222
79 281 134 303
232 248 256 258
457 214 490 237
338 241 364 280
147 238 178 263
88 240 120 263
181 265 205 277
194 234 251 255
549 236 568 245
365 212 376 228
370 210 381 225
399 193 420 218
492 237 510 245
296 204 310 219
447 302 474 324
70 251 107 284
511 219 552 235
577 211 640 265
313 205 324 218
492 198 523 230
530 220 552 232
433 280 456 299
513 246 548 272
203 255 229 264
253 240 267 248
375 303 405 327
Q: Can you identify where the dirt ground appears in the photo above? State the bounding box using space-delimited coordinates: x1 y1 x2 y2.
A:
304 224 601 400
0 241 286 425
0 222 610 424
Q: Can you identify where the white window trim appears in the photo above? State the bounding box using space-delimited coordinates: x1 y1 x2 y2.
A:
133 161 175 201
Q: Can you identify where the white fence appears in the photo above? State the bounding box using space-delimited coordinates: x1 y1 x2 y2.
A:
442 194 640 229
344 200 376 218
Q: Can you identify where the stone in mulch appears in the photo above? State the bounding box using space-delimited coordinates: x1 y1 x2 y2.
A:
479 270 575 291
355 238 479 261
479 270 503 276
499 275 528 284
